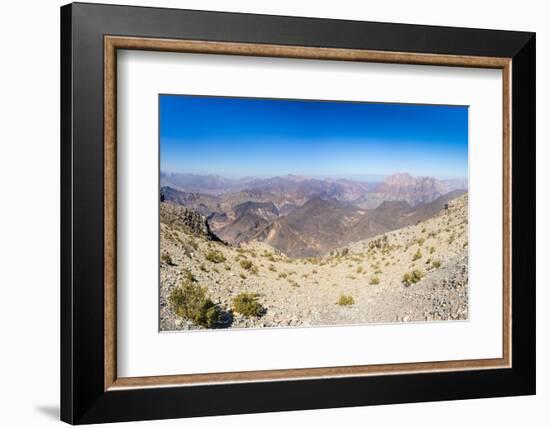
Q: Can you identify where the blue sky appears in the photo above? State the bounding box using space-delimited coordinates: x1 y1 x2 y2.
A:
160 95 468 180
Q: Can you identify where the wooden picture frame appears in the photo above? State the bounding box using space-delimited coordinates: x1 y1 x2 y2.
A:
61 2 535 424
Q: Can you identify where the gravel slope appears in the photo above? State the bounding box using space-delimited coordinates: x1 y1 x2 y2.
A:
160 194 469 330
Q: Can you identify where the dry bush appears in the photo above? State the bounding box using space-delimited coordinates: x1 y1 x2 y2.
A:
232 292 264 317
338 295 355 306
169 281 220 328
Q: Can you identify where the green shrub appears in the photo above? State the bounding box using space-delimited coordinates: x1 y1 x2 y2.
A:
268 264 276 272
232 292 263 317
278 272 288 279
193 300 221 328
168 281 220 327
205 250 226 264
431 260 442 269
338 295 355 306
369 276 380 285
288 279 300 288
199 263 207 272
412 249 422 261
240 259 253 270
356 266 363 274
402 269 425 286
341 248 349 256
429 246 436 254
182 268 196 282
239 259 258 274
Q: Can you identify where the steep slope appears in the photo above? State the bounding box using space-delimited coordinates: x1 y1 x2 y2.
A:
160 186 221 217
160 202 222 242
233 201 279 221
215 201 279 244
345 190 466 244
363 172 459 208
254 196 365 257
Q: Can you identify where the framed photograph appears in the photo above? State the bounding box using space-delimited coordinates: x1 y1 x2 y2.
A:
61 2 535 424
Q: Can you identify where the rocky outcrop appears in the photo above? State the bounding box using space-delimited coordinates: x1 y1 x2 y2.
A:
160 202 221 241
365 172 453 207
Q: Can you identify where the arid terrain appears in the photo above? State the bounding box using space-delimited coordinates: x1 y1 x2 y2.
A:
159 173 469 331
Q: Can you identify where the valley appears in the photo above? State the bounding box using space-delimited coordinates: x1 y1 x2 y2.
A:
159 172 469 330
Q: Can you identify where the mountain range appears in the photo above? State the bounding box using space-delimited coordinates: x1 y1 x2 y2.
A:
160 172 467 257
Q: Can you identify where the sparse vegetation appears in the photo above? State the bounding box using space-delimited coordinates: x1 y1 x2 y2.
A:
169 281 220 327
431 260 442 269
182 268 196 282
240 259 253 270
402 269 425 286
205 250 226 263
239 259 258 274
161 252 173 265
338 295 355 306
288 279 300 288
160 189 469 330
232 292 264 317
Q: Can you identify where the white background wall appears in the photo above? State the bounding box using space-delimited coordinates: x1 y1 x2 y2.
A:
0 1 546 426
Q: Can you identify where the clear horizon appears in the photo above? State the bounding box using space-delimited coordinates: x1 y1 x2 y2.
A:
160 95 468 179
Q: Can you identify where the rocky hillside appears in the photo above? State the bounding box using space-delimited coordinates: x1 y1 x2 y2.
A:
254 195 366 257
160 202 221 242
253 190 465 258
161 173 467 259
160 193 469 331
363 172 457 208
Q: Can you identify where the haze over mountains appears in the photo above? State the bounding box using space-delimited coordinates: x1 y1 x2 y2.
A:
160 172 467 257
